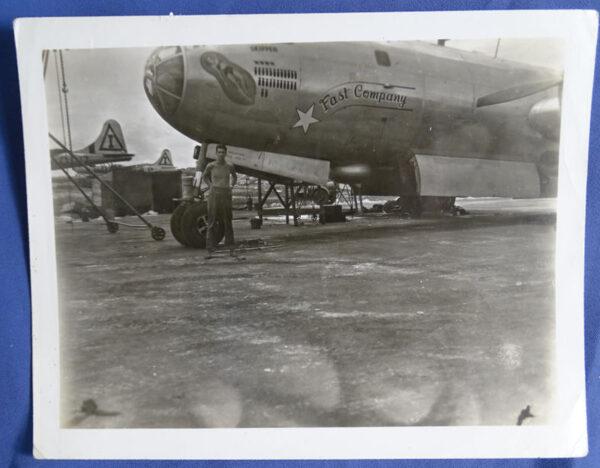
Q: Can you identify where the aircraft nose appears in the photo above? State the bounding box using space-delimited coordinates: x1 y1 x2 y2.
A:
144 46 185 116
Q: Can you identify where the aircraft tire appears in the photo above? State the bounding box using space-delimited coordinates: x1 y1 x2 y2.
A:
170 201 192 246
180 201 225 249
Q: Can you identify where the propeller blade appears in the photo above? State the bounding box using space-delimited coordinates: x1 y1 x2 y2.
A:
476 78 563 108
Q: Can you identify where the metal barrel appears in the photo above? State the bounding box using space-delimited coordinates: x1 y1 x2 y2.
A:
182 175 194 199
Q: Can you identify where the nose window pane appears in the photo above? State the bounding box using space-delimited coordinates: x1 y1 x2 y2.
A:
144 47 184 115
157 90 180 115
144 77 154 96
156 55 184 97
157 46 182 61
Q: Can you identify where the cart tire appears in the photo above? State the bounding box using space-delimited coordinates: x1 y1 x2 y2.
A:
151 226 166 241
170 202 191 246
106 221 119 233
180 202 225 249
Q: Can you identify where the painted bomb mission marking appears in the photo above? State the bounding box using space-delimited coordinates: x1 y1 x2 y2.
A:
293 81 415 133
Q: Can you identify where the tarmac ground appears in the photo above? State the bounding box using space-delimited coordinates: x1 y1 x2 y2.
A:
55 197 557 428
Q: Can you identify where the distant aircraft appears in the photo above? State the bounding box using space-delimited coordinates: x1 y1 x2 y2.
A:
50 119 134 171
127 149 178 173
143 41 561 246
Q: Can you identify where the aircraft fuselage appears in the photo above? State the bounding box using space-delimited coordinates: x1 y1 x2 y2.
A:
144 42 560 196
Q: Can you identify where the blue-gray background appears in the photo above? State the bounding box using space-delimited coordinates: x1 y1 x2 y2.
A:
1 1 598 467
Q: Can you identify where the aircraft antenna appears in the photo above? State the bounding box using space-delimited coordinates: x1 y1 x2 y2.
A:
59 50 73 151
53 51 68 150
494 39 501 59
42 50 49 79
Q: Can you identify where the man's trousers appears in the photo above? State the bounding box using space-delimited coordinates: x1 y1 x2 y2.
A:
206 187 234 251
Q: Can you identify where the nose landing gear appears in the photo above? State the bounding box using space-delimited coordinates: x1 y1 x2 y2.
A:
170 200 225 248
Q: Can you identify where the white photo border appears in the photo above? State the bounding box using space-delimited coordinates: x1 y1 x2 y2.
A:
14 10 597 459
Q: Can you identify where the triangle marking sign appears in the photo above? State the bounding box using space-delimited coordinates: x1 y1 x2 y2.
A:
157 151 173 166
99 123 125 151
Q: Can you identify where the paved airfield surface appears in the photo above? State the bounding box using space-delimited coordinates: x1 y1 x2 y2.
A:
55 198 556 428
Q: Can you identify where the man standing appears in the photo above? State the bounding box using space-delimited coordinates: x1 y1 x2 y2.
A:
201 144 237 258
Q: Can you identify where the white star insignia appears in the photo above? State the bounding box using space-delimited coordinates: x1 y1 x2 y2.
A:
292 105 319 133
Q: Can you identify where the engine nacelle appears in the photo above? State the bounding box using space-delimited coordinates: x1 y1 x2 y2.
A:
528 97 561 141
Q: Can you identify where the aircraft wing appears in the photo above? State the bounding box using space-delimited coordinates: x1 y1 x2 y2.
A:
476 78 562 108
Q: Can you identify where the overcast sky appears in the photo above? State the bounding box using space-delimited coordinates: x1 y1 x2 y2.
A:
44 39 564 168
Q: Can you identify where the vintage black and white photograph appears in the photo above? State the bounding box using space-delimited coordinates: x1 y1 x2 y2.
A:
15 11 594 459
